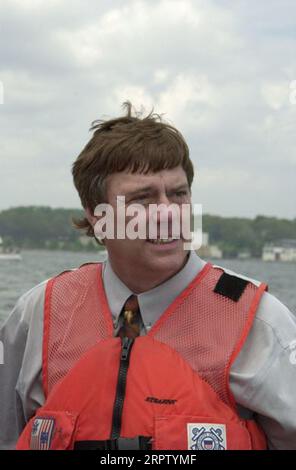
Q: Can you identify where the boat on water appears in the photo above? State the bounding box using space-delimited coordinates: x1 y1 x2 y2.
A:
0 252 22 261
0 236 22 261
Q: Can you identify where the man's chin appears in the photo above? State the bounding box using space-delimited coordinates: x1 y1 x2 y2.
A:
144 244 188 268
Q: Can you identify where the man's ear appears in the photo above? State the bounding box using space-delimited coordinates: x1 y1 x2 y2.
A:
85 207 98 227
85 207 107 245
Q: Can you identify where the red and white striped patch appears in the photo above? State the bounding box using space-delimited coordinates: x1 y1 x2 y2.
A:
30 417 55 450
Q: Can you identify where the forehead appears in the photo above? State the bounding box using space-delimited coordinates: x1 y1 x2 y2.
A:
106 166 188 197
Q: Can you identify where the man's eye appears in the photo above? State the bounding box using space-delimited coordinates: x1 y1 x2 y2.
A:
175 191 188 197
130 196 150 204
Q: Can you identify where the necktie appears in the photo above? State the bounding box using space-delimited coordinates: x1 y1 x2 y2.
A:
118 295 141 339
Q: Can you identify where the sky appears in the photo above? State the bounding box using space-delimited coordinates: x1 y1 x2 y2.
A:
0 0 295 219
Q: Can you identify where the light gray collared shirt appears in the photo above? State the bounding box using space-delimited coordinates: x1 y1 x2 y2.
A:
103 251 206 335
1 251 296 449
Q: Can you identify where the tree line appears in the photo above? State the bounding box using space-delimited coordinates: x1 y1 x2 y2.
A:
0 206 295 257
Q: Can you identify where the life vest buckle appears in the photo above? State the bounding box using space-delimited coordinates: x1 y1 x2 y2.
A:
74 436 152 450
107 436 152 450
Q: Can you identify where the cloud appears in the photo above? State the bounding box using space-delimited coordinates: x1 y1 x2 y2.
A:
261 81 291 110
0 0 295 218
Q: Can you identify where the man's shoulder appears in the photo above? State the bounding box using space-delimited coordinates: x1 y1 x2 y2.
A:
211 263 296 349
19 262 102 307
211 263 262 287
52 262 103 281
6 279 49 329
0 279 48 339
1 265 87 330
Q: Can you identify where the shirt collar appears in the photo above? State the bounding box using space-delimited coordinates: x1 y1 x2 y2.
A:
102 251 207 331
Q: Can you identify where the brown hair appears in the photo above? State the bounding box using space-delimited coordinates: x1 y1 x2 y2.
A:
72 101 194 237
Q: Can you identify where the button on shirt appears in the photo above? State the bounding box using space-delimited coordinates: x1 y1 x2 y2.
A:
0 251 296 449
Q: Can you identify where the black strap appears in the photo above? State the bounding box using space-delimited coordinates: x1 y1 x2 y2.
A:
74 436 152 450
213 272 249 302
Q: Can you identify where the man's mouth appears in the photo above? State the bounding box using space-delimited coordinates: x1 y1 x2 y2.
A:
146 237 179 245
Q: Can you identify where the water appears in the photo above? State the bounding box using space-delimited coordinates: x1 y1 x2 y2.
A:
0 250 295 326
0 250 107 326
214 258 296 313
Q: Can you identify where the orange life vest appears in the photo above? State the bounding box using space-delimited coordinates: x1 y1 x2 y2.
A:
17 262 268 450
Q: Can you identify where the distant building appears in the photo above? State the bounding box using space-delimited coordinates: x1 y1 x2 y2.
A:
237 251 251 260
0 235 22 260
262 239 296 262
197 232 223 259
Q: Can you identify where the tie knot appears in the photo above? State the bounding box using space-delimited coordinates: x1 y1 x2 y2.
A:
123 295 139 325
118 295 141 339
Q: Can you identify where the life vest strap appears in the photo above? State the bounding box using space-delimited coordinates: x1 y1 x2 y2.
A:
73 436 152 450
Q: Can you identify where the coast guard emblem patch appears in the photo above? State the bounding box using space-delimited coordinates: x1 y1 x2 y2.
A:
187 423 226 450
30 417 55 450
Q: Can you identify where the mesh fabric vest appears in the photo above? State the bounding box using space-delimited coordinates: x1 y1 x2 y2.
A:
31 261 269 450
43 262 266 406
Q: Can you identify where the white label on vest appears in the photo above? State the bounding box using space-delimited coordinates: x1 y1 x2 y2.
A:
187 423 227 450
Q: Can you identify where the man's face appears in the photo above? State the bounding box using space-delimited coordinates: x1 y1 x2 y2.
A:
98 165 191 280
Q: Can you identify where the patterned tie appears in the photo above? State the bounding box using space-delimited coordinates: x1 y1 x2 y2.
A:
118 295 141 339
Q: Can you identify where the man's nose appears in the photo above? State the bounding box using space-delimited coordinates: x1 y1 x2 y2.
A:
158 193 171 206
156 195 173 223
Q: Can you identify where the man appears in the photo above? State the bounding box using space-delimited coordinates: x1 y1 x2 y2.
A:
1 102 296 450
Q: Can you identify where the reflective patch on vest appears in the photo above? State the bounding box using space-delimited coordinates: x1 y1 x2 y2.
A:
30 417 55 450
188 423 227 450
214 272 249 302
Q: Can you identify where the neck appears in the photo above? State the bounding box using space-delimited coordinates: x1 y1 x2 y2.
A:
108 252 190 294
